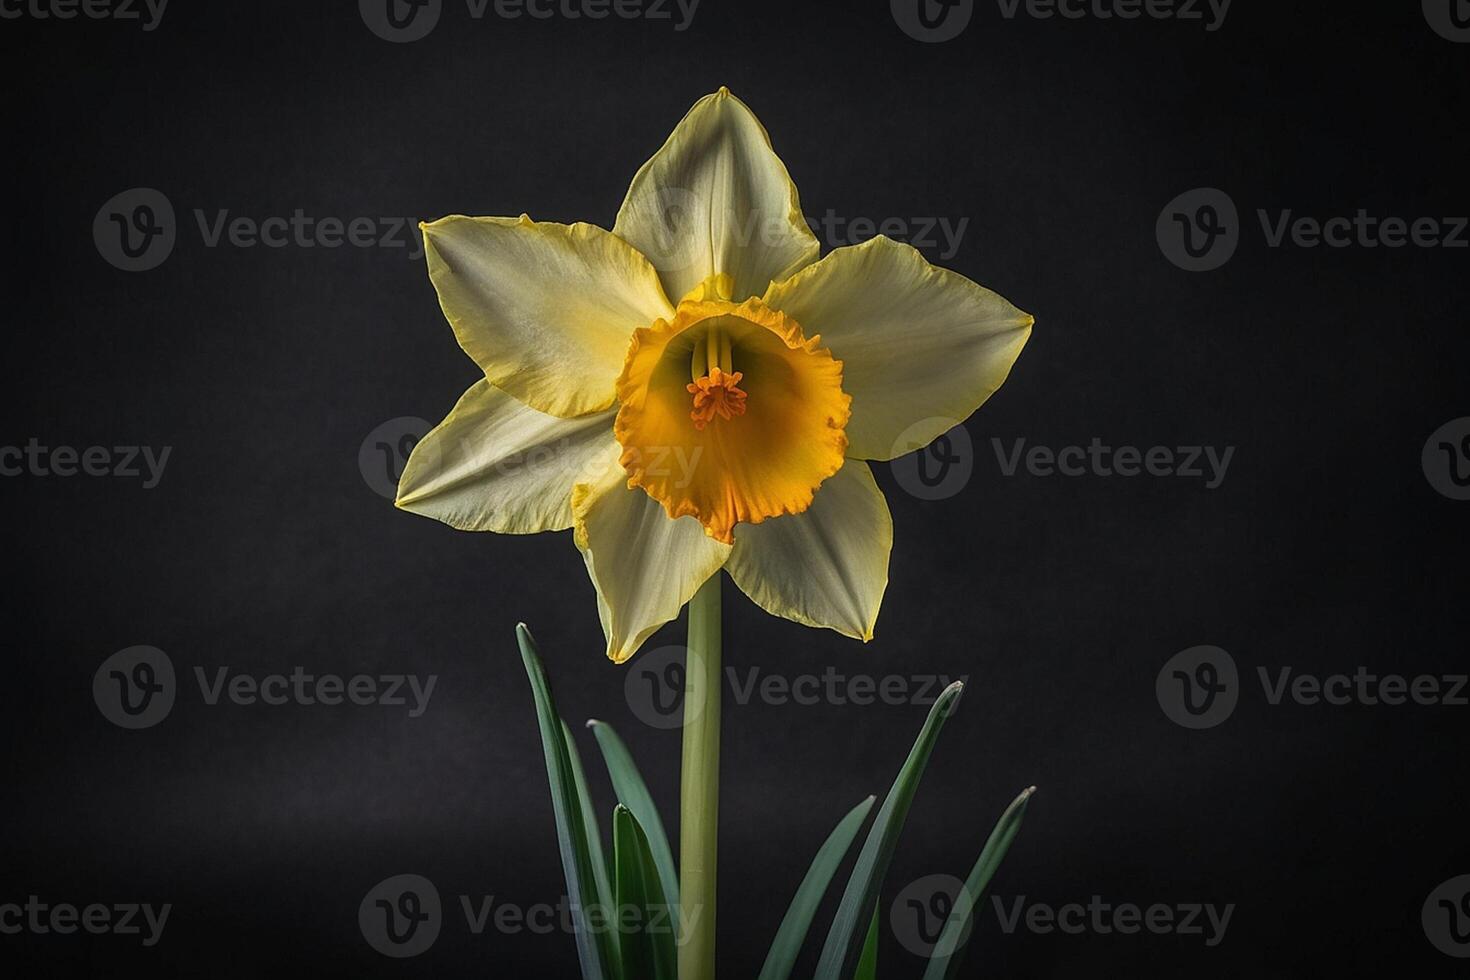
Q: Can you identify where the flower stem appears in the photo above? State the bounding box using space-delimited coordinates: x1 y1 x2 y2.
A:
679 574 721 980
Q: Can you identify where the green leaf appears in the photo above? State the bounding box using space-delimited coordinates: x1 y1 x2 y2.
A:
814 682 966 979
922 786 1035 980
517 623 615 980
757 795 875 980
587 719 680 911
854 909 879 979
612 804 678 980
564 720 615 950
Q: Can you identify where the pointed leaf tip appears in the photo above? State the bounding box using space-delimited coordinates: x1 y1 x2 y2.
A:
919 786 1035 980
937 681 965 717
515 625 541 672
518 623 612 979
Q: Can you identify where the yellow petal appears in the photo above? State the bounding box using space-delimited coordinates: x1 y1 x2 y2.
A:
613 294 850 545
726 460 892 641
422 215 673 418
573 463 732 663
613 88 820 306
395 379 619 533
762 237 1033 460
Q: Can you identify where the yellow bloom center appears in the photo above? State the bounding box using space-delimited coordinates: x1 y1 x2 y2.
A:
614 275 851 544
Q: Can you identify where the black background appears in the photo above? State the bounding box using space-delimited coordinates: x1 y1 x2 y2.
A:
3 0 1468 976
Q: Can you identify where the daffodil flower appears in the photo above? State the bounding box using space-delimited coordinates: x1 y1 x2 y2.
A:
397 88 1032 664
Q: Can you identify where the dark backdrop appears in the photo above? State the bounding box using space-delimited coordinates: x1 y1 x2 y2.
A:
3 1 1468 976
